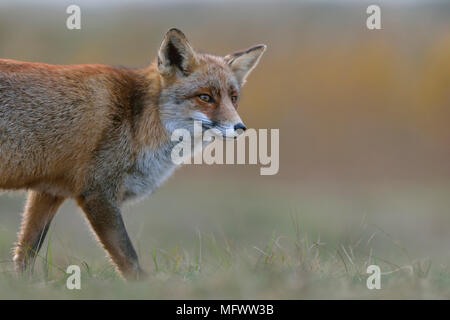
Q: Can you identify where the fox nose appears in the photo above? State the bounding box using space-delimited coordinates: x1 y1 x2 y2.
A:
234 123 247 132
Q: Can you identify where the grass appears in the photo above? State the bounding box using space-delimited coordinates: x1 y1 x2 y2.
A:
0 178 450 299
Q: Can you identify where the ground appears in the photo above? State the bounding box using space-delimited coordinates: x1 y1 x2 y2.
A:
0 176 449 299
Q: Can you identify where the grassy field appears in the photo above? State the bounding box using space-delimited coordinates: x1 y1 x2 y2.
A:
1 175 449 299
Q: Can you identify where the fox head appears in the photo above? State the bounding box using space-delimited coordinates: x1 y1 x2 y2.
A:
157 28 266 139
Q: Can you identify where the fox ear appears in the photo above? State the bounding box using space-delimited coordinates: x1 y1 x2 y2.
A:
158 28 198 77
225 44 267 85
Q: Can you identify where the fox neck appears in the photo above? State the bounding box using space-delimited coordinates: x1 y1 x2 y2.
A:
133 64 171 150
132 63 206 161
121 66 179 202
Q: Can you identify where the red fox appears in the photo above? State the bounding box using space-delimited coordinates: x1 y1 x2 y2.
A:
0 29 266 279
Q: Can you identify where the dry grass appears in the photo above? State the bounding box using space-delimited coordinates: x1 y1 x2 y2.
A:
1 179 450 299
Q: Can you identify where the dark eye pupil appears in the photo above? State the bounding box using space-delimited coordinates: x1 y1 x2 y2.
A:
200 94 210 102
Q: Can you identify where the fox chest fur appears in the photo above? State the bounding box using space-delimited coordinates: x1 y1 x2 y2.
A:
122 144 177 202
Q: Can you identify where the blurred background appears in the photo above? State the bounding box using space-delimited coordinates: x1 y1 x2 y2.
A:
0 0 449 298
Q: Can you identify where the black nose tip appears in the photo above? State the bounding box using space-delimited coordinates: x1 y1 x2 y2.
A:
234 123 247 131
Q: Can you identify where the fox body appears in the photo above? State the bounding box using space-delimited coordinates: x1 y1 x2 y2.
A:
0 29 266 279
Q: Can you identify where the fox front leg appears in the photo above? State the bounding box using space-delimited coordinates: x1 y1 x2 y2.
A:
76 193 145 280
14 191 65 275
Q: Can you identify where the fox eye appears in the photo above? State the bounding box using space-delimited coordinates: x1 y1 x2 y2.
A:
231 95 238 104
198 94 214 103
